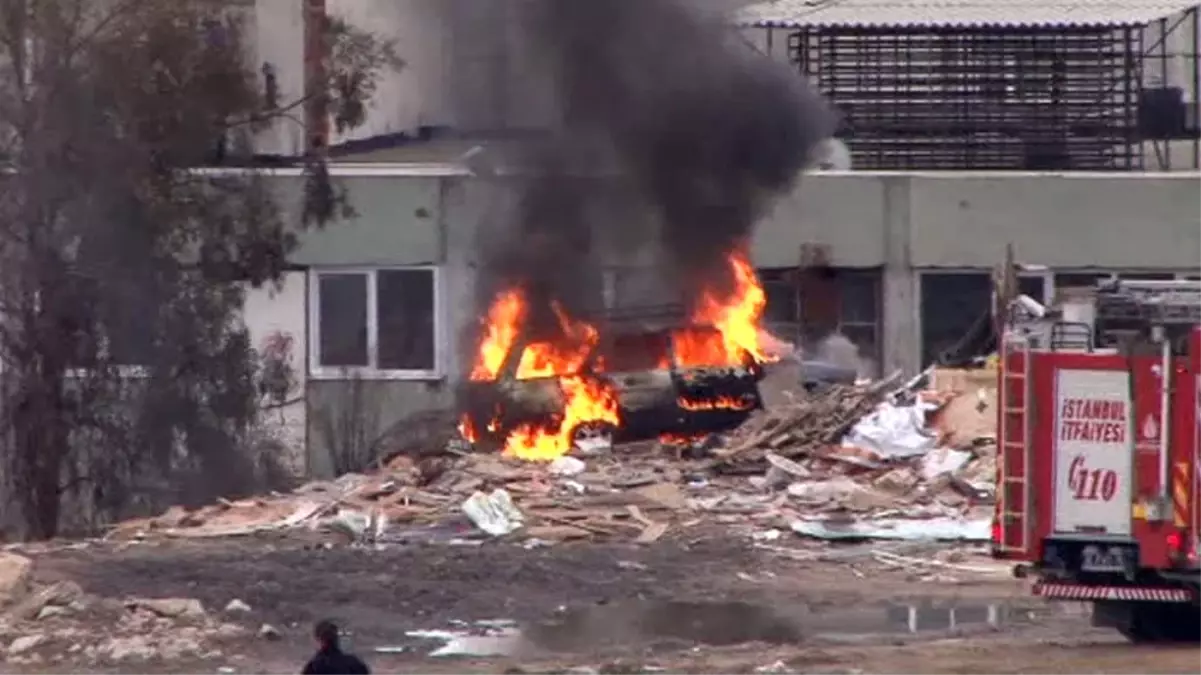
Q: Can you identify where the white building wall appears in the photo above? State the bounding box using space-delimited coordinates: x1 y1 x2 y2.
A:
242 271 308 474
325 0 452 145
250 0 453 156
250 0 306 156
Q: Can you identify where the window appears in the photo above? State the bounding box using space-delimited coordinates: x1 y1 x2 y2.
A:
757 267 882 373
919 270 1045 367
759 269 800 343
309 267 440 378
838 271 881 375
921 272 990 367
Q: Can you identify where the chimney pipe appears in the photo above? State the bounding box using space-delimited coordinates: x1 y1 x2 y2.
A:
303 0 330 151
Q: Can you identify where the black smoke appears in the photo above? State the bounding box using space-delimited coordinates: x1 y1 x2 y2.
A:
474 0 833 337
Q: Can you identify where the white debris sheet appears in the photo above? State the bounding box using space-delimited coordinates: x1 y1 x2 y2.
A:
403 628 523 657
919 448 973 480
790 516 991 542
461 489 525 536
841 399 940 460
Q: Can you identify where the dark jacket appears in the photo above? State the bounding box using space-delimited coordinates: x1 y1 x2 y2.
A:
302 645 370 675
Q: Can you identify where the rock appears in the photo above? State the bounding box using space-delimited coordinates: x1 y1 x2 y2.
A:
7 633 45 655
258 623 281 641
126 597 205 619
35 605 68 621
157 636 204 660
223 598 251 613
102 635 157 662
0 553 32 606
155 505 205 529
214 623 248 639
9 581 83 621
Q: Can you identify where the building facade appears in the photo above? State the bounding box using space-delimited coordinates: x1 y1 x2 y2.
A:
239 166 1201 475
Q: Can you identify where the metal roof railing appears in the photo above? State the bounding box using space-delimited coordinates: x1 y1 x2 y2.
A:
735 0 1201 29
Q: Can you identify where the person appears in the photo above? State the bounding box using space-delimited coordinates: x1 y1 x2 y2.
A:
301 619 370 675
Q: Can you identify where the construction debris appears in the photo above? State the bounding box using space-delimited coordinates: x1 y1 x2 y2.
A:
106 366 999 548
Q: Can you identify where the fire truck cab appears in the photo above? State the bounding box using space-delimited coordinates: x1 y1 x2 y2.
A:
993 278 1200 643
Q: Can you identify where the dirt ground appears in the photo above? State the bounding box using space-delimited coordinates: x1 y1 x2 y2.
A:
0 530 1195 674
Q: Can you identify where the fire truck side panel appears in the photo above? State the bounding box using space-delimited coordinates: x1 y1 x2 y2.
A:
1173 355 1198 565
1190 327 1201 563
1027 352 1131 551
1129 354 1178 570
1048 366 1135 537
1004 345 1200 570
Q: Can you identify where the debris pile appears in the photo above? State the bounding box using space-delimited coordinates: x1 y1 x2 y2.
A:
0 550 254 666
107 366 999 548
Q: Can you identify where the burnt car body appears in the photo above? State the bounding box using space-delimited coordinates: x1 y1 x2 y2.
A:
459 304 764 448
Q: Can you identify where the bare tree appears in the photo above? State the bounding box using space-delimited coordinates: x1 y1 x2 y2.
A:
0 0 399 539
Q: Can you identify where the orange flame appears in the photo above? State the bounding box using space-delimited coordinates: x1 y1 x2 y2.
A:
515 303 597 379
462 246 776 461
670 246 772 368
469 290 525 381
502 375 620 461
677 395 754 412
463 289 620 460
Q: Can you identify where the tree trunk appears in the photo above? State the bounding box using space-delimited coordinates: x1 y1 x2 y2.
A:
11 330 70 540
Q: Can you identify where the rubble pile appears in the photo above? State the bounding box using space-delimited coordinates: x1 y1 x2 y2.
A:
107 366 999 548
0 551 255 666
712 383 890 464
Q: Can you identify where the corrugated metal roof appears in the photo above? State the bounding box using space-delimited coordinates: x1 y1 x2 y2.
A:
735 0 1201 28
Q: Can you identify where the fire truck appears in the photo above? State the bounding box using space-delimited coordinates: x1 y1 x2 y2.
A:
992 275 1200 643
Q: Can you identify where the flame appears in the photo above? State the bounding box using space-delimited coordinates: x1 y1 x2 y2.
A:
469 290 525 381
679 246 772 365
462 289 620 460
677 395 754 412
502 375 620 461
515 304 597 379
659 432 708 446
461 246 776 461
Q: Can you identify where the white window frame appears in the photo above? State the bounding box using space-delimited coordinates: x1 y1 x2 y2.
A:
307 266 444 381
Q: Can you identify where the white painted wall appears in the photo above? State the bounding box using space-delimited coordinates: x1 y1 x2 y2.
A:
242 271 308 474
250 0 306 156
325 0 451 144
250 0 452 156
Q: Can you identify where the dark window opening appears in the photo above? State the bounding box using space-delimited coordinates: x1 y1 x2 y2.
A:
317 273 368 367
315 269 437 372
921 272 991 367
377 269 435 371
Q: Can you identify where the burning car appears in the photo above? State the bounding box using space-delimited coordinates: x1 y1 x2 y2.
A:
459 304 763 456
459 248 778 461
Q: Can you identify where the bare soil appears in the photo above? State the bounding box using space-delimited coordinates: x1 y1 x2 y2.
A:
0 533 1196 673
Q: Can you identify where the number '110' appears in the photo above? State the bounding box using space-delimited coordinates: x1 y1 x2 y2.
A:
1068 456 1118 502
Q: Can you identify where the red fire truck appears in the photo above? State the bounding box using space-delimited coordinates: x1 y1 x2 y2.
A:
992 278 1200 643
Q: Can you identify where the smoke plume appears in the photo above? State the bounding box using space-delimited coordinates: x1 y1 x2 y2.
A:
473 0 833 332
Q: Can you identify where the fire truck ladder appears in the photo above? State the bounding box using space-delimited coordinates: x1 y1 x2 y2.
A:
998 333 1033 554
1094 279 1201 325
